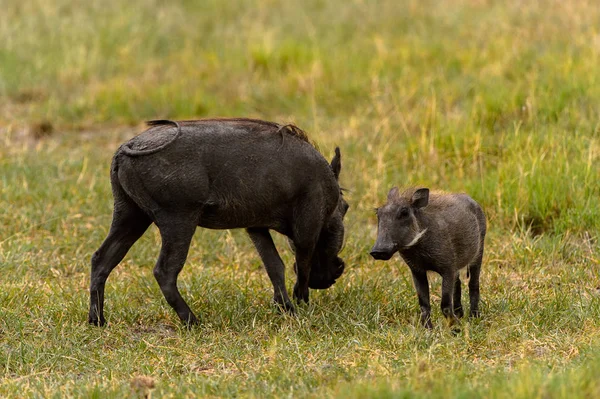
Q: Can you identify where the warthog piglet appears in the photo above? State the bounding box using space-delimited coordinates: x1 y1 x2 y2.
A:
371 187 486 329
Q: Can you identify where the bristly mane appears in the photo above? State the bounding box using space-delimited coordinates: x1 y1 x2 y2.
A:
146 118 310 143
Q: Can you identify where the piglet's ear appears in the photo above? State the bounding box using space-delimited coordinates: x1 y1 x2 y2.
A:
411 188 429 209
387 187 399 201
330 147 341 180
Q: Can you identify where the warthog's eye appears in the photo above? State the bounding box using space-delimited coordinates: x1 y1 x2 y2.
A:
397 207 410 219
341 201 349 215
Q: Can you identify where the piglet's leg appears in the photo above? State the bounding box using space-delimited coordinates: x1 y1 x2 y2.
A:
441 270 460 329
468 251 483 318
411 270 433 329
247 228 295 313
453 275 464 318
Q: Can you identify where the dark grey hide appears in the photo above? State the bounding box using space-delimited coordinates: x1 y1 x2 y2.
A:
370 187 486 329
89 119 347 326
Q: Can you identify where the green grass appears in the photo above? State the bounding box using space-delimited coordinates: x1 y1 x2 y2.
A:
1 0 600 397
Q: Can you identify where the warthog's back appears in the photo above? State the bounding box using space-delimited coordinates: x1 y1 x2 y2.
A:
113 119 340 231
424 192 486 267
427 192 486 228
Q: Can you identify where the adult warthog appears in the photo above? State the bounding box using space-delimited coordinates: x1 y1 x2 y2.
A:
89 118 348 326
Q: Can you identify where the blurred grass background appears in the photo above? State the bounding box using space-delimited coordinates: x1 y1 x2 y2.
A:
1 0 599 397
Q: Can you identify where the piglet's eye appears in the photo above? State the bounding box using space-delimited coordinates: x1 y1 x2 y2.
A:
397 208 410 219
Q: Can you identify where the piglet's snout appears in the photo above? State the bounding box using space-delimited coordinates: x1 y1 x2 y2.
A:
370 242 397 261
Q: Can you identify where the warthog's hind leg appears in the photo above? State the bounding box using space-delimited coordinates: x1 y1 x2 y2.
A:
89 200 151 326
153 214 199 326
468 251 483 318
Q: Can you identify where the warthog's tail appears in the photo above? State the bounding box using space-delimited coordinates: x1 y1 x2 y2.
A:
120 120 181 157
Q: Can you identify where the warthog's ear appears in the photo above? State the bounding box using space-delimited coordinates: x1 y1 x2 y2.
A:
387 187 399 201
411 188 429 209
330 147 341 180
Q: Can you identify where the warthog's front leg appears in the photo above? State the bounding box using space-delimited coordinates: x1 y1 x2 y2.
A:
293 246 314 304
247 228 295 313
290 201 322 305
410 269 433 329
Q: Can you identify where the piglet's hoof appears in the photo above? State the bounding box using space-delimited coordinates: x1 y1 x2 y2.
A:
450 325 462 336
446 316 461 335
88 316 106 327
420 314 433 329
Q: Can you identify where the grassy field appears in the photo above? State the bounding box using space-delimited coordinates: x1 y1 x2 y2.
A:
1 0 600 397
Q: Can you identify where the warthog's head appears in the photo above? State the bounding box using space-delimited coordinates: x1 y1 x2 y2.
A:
370 187 429 261
292 148 348 289
309 147 348 289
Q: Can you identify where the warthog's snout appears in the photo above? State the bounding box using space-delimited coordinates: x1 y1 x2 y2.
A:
370 244 397 261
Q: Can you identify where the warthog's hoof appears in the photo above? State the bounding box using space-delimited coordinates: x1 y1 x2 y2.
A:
292 284 309 304
275 300 296 315
174 310 200 328
420 313 433 329
88 316 106 327
446 315 461 334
